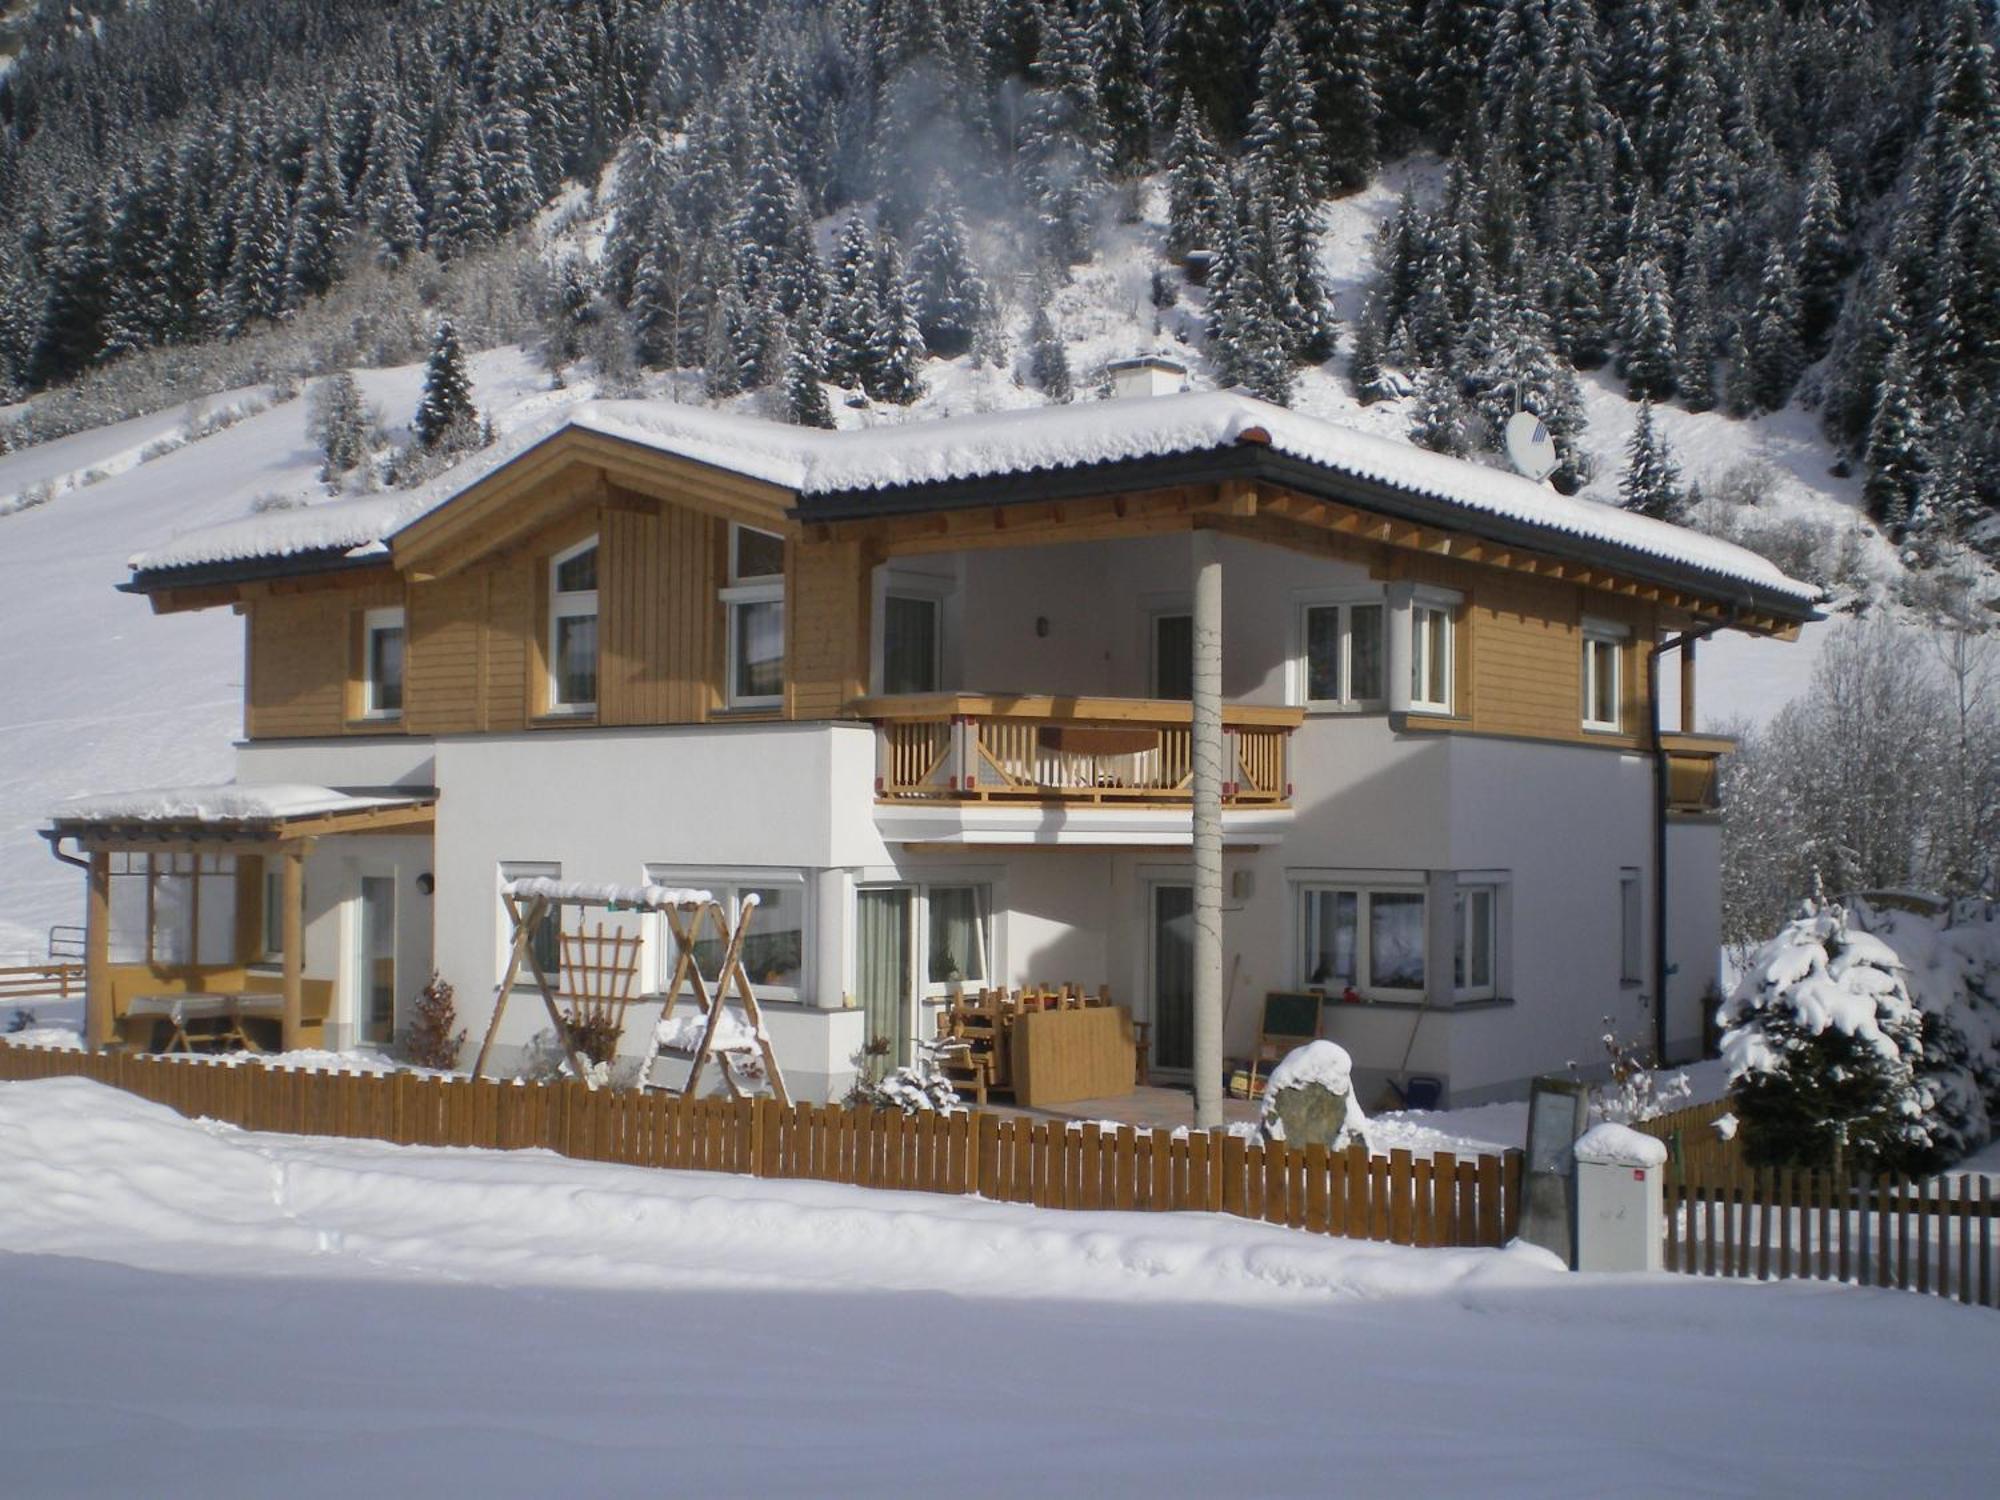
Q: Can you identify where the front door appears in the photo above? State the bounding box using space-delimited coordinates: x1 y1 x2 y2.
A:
855 887 914 1074
1149 883 1194 1076
359 876 396 1044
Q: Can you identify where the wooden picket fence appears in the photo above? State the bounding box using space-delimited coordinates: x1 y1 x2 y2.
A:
0 1045 1523 1250
1637 1097 1999 1308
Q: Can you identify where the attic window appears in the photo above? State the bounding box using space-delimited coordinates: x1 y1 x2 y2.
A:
548 537 599 713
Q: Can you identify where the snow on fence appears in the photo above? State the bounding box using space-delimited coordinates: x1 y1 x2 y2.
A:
0 1046 1522 1250
1638 1098 1999 1309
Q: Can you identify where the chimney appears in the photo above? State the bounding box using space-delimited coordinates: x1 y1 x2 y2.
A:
1106 354 1190 400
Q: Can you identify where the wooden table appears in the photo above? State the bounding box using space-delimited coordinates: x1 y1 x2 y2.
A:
1010 1006 1137 1107
127 994 280 1054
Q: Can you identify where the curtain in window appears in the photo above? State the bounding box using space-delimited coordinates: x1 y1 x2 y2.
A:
1152 885 1194 1071
741 885 803 990
736 600 784 699
926 886 986 985
1350 605 1384 700
1305 889 1359 987
1369 892 1426 989
883 595 940 695
152 860 195 965
855 889 912 1068
195 858 236 966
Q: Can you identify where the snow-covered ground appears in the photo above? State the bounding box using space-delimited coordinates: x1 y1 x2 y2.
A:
0 1077 1991 1499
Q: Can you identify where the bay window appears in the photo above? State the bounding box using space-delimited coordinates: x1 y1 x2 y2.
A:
109 852 237 967
1454 885 1497 999
1299 884 1424 996
651 870 806 1001
1410 601 1454 713
1299 596 1386 709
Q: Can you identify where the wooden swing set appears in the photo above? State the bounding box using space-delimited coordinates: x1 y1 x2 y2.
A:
470 879 789 1107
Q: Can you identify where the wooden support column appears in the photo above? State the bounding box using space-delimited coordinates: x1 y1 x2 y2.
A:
85 851 112 1050
1191 527 1225 1131
1680 637 1698 735
281 841 307 1052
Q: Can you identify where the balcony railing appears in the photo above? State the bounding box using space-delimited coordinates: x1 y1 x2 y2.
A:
859 694 1303 807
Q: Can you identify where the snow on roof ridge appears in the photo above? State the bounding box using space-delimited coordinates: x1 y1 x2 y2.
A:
51 782 426 824
129 391 1815 605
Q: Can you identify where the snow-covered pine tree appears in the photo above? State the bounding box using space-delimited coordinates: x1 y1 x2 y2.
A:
309 371 374 483
783 318 835 429
1347 293 1387 404
1746 241 1807 412
1619 255 1678 402
427 126 496 264
1205 181 1296 405
1165 93 1229 263
358 106 424 269
1408 366 1472 457
870 236 927 406
414 319 477 449
1720 898 1936 1174
1093 0 1153 181
1618 401 1687 524
1862 332 1929 535
1028 294 1072 402
1795 150 1849 360
906 196 987 359
1016 5 1109 266
1674 235 1721 413
1281 0 1382 193
283 135 348 310
824 213 882 392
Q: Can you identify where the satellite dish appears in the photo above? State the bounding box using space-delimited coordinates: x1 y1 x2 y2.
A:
1504 410 1559 482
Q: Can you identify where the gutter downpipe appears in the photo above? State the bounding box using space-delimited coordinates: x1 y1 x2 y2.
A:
1647 603 1740 1064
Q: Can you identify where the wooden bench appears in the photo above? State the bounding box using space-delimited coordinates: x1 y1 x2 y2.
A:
126 993 285 1054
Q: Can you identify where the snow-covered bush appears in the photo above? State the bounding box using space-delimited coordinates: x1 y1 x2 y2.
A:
1568 1020 1693 1125
1719 899 1937 1173
847 1062 961 1116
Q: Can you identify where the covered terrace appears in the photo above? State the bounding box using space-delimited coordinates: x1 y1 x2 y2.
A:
42 784 436 1052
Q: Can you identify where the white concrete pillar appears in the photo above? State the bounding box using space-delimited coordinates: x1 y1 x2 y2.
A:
1191 529 1225 1130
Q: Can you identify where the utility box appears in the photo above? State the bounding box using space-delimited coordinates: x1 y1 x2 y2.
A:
1572 1123 1668 1273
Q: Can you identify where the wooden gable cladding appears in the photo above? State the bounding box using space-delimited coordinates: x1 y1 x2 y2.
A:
597 501 724 726
244 575 402 740
788 535 873 719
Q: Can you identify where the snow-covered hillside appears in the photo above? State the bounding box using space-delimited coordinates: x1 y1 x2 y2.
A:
0 171 1869 954
0 349 556 959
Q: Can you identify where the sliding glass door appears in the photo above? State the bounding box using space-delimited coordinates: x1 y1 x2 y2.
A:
855 888 914 1073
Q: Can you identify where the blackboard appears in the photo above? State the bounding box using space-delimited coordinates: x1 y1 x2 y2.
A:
1261 991 1323 1039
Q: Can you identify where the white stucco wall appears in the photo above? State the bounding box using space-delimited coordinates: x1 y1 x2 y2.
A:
235 736 437 791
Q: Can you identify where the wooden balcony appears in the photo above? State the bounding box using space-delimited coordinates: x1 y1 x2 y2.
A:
859 694 1304 809
1660 732 1734 814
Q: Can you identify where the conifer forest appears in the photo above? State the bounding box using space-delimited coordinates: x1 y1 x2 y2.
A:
0 1 1996 549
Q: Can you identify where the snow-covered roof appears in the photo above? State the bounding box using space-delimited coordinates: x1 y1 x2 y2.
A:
128 392 1816 610
50 783 430 826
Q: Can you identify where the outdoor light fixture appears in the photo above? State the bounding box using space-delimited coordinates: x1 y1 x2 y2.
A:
415 872 435 895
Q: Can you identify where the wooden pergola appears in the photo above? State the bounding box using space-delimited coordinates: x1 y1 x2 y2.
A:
43 790 436 1052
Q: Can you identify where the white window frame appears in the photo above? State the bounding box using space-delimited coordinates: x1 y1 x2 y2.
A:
361 606 406 719
919 883 993 998
1620 868 1643 985
546 536 599 715
1453 883 1498 1000
1294 881 1429 1000
1292 589 1388 711
1409 597 1455 714
1582 620 1628 733
648 866 809 1003
723 524 786 709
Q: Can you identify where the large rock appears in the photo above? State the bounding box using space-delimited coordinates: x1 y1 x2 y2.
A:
1261 1040 1370 1151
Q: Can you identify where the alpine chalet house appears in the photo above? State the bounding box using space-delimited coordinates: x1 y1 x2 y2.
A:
49 389 1816 1104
